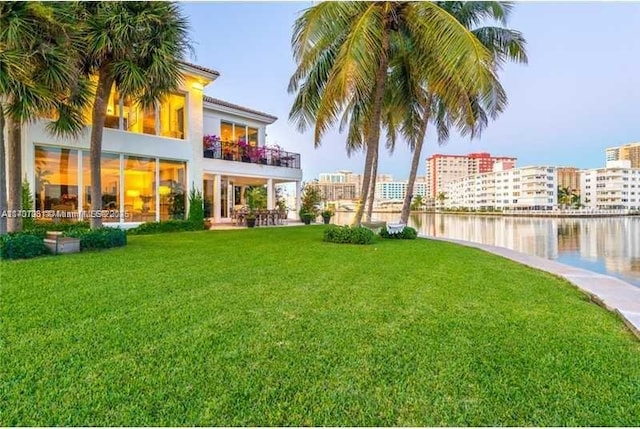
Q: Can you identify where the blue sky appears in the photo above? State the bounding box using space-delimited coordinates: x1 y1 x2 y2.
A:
182 1 640 181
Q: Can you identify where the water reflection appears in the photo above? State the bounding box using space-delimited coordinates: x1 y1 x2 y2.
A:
334 212 640 286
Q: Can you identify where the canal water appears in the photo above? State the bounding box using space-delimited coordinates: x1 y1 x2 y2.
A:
334 212 640 287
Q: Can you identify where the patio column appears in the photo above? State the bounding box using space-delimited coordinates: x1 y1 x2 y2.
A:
267 178 274 209
213 174 222 224
295 181 302 217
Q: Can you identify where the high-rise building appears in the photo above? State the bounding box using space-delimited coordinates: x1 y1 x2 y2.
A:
605 142 640 168
374 178 429 202
426 152 516 199
556 167 581 195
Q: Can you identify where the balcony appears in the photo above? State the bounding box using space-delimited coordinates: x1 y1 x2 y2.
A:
203 138 300 169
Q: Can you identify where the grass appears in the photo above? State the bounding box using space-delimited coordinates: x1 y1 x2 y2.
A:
1 226 640 426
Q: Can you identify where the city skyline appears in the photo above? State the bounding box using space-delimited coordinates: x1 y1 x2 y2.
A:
182 2 640 180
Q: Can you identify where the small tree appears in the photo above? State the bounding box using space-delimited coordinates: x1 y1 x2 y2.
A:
187 187 204 228
299 183 322 220
246 186 267 214
21 179 35 230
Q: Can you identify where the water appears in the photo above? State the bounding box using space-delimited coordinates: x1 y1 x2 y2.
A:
334 212 640 287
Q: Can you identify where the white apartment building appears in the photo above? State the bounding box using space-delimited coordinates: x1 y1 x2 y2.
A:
444 165 557 210
375 181 407 201
426 152 517 199
581 161 640 210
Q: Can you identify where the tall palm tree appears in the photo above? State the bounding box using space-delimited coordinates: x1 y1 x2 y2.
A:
78 2 191 229
288 2 494 226
0 2 89 232
398 2 528 225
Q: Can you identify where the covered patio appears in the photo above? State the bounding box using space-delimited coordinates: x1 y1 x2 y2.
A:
202 173 301 225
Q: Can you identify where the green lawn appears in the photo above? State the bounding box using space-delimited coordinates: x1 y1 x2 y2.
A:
1 226 639 426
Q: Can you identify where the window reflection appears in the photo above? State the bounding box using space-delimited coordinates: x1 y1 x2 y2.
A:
159 160 186 220
82 152 120 222
159 93 186 139
34 147 79 217
124 156 156 222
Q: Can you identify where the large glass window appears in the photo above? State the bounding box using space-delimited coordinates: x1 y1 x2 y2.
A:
142 105 157 136
34 146 78 212
220 121 259 146
104 88 123 129
248 127 258 146
221 121 234 142
82 152 120 222
34 147 188 223
124 156 156 222
83 84 186 139
159 93 186 139
159 160 186 220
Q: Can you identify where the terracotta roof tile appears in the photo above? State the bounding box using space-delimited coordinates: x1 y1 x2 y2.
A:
180 61 220 77
203 95 278 121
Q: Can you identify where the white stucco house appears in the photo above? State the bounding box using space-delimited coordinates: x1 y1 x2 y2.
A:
16 62 303 226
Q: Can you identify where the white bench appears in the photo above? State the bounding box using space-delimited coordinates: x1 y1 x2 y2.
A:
386 222 406 234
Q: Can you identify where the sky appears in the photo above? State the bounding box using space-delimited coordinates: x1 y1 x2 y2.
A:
182 1 640 181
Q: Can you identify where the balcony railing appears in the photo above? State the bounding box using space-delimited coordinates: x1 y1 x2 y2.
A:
203 140 300 169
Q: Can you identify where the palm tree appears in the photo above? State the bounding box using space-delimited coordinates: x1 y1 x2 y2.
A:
398 2 528 225
78 2 191 229
558 186 578 209
288 2 494 226
436 191 447 210
410 194 424 211
0 2 89 232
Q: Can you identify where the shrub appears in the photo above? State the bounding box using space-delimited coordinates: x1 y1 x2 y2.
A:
33 221 90 232
379 226 418 240
188 187 204 227
0 233 49 260
64 227 127 250
127 220 202 235
323 225 374 245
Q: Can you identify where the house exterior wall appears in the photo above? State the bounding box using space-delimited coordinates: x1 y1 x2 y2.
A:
17 67 302 225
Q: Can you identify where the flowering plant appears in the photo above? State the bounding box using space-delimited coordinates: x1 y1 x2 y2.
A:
247 145 266 162
203 134 221 150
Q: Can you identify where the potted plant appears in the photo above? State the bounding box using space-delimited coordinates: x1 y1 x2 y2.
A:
301 211 314 225
321 208 333 224
246 212 257 228
203 134 220 158
299 183 322 225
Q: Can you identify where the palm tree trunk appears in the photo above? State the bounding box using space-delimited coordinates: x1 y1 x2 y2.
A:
0 106 7 235
353 145 376 226
7 115 22 232
352 16 390 226
400 101 432 225
365 147 378 221
89 68 114 229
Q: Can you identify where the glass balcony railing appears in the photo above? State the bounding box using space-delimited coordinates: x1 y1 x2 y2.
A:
203 140 300 169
